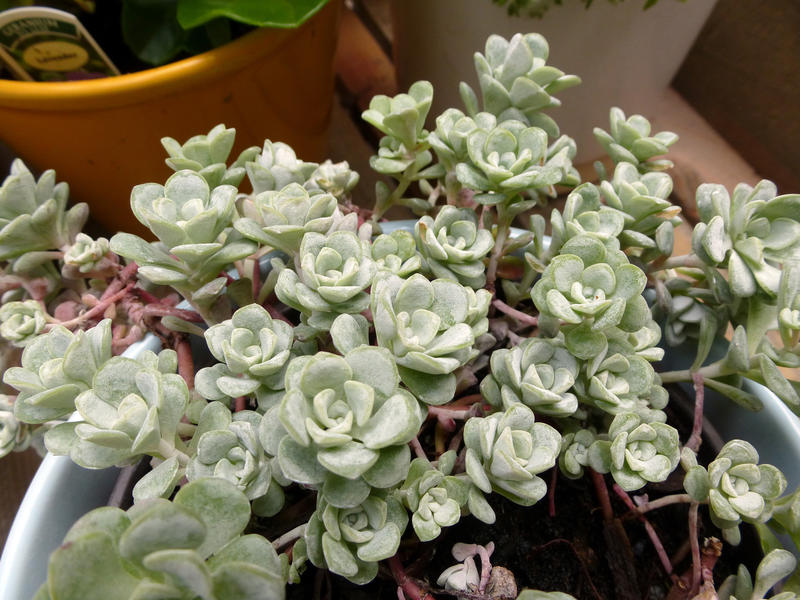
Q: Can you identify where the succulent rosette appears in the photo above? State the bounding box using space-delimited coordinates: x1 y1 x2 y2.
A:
415 205 494 288
0 299 47 347
275 346 424 508
362 80 433 150
246 139 318 194
464 403 561 506
62 233 114 277
3 320 112 423
467 32 580 138
43 349 188 469
371 229 422 277
275 230 376 331
194 304 294 409
455 119 567 205
691 179 800 297
481 336 579 417
0 159 87 261
594 107 678 172
429 109 497 170
160 123 260 188
558 428 597 479
36 478 285 600
684 440 787 545
187 403 285 517
372 273 490 405
587 412 680 492
0 394 23 458
304 160 360 199
305 490 408 584
530 234 649 356
235 183 342 255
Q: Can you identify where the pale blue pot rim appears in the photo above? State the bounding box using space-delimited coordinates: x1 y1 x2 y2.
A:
3 220 800 599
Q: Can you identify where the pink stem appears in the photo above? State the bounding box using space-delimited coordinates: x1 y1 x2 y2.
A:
686 371 704 453
234 397 246 412
549 467 558 518
689 502 701 596
388 555 436 600
491 299 538 327
613 484 672 575
409 437 427 460
142 305 204 323
634 493 694 514
176 339 194 389
53 283 134 329
100 262 138 301
589 469 613 522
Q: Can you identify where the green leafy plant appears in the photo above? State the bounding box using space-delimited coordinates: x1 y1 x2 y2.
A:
2 27 800 600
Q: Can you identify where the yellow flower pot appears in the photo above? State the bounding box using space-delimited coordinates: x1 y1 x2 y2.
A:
0 0 341 237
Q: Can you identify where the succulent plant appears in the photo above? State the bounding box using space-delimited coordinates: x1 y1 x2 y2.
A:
275 347 424 507
692 180 800 297
0 299 47 347
371 229 422 277
161 124 260 188
187 403 285 516
304 160 360 200
43 348 188 469
0 159 87 262
246 139 318 194
455 118 571 205
3 320 112 423
429 109 496 171
194 303 294 409
463 33 580 138
558 428 597 479
235 183 343 256
465 403 561 505
305 489 408 584
372 273 490 405
718 549 798 600
362 80 433 150
62 233 113 276
531 234 649 353
481 336 579 417
35 478 285 600
275 230 376 331
594 107 678 172
0 394 24 458
398 451 487 542
415 205 494 288
684 440 787 545
588 412 680 491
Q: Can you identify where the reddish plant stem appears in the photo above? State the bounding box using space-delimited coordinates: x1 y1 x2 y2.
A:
234 397 247 412
635 493 695 514
220 271 237 285
687 371 705 453
613 484 672 575
264 303 293 325
549 468 558 518
142 305 204 322
54 283 134 329
175 339 194 389
689 502 701 597
452 393 483 407
388 555 436 600
134 287 164 304
491 299 538 327
409 437 427 460
589 469 614 521
447 427 464 454
100 261 138 301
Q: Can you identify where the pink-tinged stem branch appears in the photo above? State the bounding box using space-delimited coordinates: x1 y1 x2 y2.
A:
176 339 194 389
613 484 672 575
686 371 704 453
388 555 436 600
689 502 701 597
142 305 204 322
234 397 247 412
409 436 427 460
589 469 614 522
491 299 538 327
549 468 558 518
635 493 695 515
53 283 134 330
264 303 293 325
100 262 138 301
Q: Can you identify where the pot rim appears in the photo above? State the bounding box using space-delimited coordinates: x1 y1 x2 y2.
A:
0 0 335 111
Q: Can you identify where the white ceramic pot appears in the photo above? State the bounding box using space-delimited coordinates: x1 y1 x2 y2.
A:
392 0 717 163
